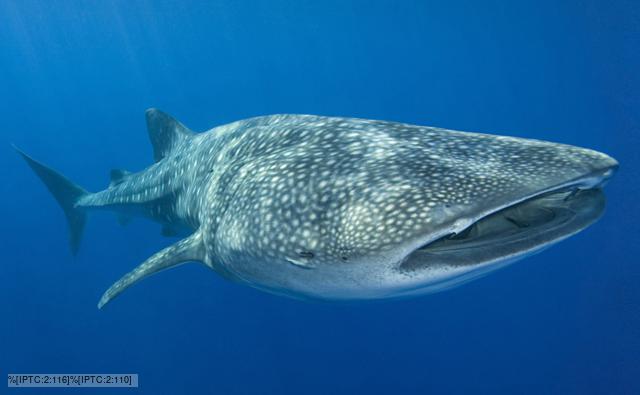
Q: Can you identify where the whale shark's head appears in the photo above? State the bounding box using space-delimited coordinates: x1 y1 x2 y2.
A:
210 116 618 300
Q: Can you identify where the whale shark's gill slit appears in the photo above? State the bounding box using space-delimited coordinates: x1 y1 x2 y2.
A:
297 251 315 259
286 250 316 269
504 215 529 228
446 224 474 240
563 188 580 202
286 258 314 269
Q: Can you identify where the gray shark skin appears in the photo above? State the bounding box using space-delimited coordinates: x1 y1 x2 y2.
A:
16 109 618 308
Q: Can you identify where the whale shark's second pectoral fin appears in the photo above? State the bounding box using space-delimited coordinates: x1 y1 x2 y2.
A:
98 231 205 309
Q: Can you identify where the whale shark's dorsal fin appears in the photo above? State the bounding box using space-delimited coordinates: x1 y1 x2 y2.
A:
145 108 194 162
98 231 205 309
109 168 131 187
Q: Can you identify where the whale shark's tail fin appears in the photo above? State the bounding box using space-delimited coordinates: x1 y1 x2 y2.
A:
14 146 89 255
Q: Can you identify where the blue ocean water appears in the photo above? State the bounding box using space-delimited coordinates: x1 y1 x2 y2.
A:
1 1 638 394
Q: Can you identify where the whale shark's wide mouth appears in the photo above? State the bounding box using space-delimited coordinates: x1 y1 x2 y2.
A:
399 186 606 272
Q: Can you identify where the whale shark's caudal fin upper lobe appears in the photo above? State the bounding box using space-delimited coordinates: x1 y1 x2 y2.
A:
14 146 89 255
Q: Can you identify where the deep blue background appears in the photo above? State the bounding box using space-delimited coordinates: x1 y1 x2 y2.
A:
1 1 638 394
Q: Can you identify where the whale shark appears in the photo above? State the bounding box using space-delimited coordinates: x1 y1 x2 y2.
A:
16 109 618 308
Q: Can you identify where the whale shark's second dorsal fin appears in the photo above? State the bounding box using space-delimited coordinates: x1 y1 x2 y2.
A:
109 168 131 187
145 108 194 162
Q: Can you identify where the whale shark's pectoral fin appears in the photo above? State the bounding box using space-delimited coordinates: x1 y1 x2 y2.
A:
98 231 205 309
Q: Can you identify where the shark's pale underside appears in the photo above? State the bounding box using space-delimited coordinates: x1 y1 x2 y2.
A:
16 110 618 308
